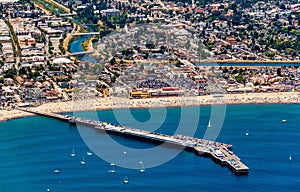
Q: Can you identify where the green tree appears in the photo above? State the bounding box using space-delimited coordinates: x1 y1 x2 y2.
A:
19 67 27 75
109 57 116 65
4 68 15 79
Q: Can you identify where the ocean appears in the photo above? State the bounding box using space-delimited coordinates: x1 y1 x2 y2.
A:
0 104 299 192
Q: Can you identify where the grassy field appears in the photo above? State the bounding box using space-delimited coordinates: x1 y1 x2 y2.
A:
32 0 68 14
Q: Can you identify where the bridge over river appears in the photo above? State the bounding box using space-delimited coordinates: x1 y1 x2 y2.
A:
67 50 95 56
71 32 100 36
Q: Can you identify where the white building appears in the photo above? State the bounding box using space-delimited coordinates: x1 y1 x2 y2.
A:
101 9 120 17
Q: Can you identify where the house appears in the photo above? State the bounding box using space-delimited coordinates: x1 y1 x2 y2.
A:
101 9 120 17
226 37 237 45
4 78 14 85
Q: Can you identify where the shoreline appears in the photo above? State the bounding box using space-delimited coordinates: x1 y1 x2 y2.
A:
1 92 300 122
201 59 300 64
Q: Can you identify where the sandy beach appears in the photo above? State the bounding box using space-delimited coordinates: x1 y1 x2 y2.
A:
1 92 300 122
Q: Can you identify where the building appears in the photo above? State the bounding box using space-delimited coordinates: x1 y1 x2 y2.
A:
130 89 150 98
101 9 120 17
130 87 185 98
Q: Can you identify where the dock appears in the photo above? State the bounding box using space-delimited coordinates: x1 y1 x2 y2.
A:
18 108 249 174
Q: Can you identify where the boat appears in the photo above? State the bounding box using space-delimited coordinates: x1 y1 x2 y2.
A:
282 119 287 123
207 120 211 128
53 169 60 173
47 188 50 192
109 163 116 173
80 156 86 165
245 130 249 136
289 155 292 161
123 176 129 184
139 161 146 173
70 148 76 157
86 151 93 156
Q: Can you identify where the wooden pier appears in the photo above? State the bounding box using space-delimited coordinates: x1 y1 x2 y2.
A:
18 108 249 174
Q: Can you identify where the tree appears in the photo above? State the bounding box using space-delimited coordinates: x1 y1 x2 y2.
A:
277 68 281 76
19 67 27 75
235 74 245 84
33 71 41 77
109 57 116 65
139 64 144 70
175 60 182 67
5 68 16 79
145 43 155 49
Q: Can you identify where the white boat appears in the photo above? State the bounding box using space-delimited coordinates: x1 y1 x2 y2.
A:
289 155 292 161
139 161 146 173
80 156 86 165
282 119 287 123
245 130 249 136
86 151 93 156
109 163 116 173
207 120 211 128
70 148 76 157
123 176 129 184
47 188 51 192
53 169 60 173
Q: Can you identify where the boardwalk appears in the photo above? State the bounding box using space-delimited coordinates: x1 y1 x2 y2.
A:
18 108 249 174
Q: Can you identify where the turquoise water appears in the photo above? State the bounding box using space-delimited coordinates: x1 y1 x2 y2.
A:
0 104 299 192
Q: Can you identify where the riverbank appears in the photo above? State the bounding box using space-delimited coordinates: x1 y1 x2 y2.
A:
81 36 94 52
33 2 51 15
63 33 73 54
44 0 70 13
1 92 299 122
63 23 83 54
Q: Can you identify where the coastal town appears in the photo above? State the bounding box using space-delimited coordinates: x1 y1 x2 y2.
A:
1 0 300 190
0 0 299 113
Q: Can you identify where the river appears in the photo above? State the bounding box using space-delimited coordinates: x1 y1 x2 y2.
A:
69 35 96 62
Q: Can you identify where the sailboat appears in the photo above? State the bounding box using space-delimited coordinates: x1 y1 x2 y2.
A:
70 148 76 157
289 155 292 161
86 150 93 156
53 169 60 173
282 119 287 123
80 156 86 165
123 176 129 184
245 130 249 136
109 163 116 173
139 161 146 173
207 120 211 128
